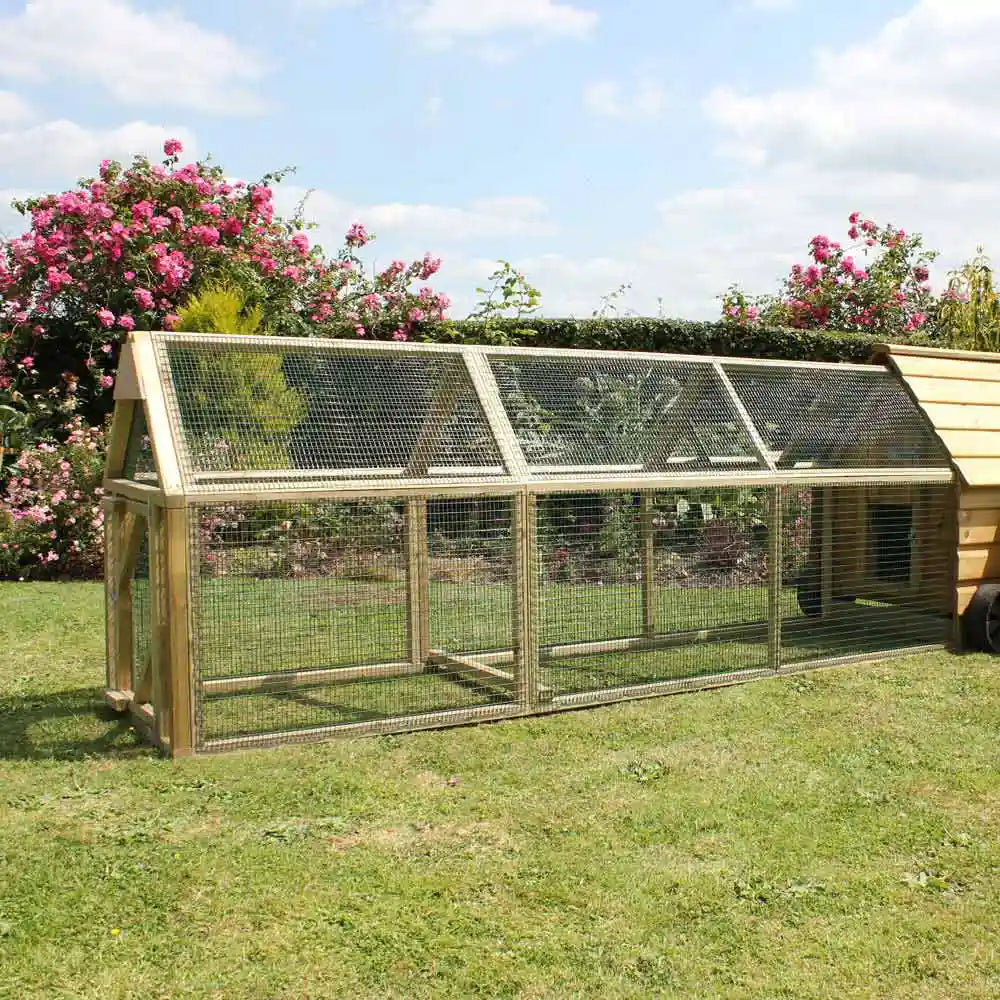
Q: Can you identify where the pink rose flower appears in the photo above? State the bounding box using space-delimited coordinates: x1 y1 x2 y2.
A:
163 138 183 157
96 308 115 328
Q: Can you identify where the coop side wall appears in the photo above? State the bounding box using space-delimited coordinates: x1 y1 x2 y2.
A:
956 486 1000 618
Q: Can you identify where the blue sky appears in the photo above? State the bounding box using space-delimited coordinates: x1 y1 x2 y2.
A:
0 0 995 318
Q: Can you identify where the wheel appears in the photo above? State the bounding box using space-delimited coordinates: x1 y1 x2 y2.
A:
796 582 821 617
962 583 1000 653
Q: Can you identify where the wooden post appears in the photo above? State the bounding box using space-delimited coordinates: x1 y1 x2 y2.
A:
405 499 429 669
164 507 195 756
821 487 834 618
147 505 169 745
768 487 783 671
513 493 540 708
104 498 124 696
640 492 656 638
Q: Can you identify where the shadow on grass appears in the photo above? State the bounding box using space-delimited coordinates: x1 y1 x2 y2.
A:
0 688 158 762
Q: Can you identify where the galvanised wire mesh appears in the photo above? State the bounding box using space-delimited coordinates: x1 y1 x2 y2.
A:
536 488 777 700
722 364 951 469
154 337 508 491
425 497 515 655
190 496 518 747
780 483 953 663
487 355 764 474
131 528 151 694
121 404 158 484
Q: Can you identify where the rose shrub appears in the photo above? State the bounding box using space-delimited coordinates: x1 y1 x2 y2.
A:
721 213 938 338
0 416 105 580
0 139 450 431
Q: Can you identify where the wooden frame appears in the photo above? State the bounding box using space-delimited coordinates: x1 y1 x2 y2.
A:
101 332 965 756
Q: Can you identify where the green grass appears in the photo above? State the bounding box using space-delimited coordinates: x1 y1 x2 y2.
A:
3 582 1000 999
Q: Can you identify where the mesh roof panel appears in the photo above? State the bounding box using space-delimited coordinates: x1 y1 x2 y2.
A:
154 337 507 490
722 364 951 469
487 354 765 473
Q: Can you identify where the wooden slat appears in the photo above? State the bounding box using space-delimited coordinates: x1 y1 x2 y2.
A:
957 585 979 616
921 403 1000 432
957 544 1000 582
165 507 194 756
960 487 1000 510
958 507 1000 546
130 332 183 494
202 661 423 695
955 457 1000 487
104 399 135 479
937 430 1000 458
879 342 1000 364
899 375 1000 406
893 353 1000 383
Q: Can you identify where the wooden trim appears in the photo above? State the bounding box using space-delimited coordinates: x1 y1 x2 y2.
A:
202 660 423 695
112 341 143 400
130 332 183 494
164 507 194 756
405 499 428 669
406 360 467 476
876 342 1000 364
200 702 526 753
148 504 169 742
640 493 656 638
152 329 880 373
713 361 775 471
104 399 135 480
463 349 531 477
768 487 783 671
103 478 167 505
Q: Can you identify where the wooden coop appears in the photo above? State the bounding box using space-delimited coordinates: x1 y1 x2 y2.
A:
104 331 970 756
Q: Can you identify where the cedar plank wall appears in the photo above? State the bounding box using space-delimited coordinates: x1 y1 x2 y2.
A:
877 345 1000 616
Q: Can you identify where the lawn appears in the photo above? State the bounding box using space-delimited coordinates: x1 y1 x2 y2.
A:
2 582 999 999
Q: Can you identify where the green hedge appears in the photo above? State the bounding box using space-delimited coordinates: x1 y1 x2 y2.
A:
422 317 934 364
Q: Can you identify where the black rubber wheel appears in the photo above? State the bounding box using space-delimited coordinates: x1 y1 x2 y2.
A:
796 583 821 617
962 583 1000 653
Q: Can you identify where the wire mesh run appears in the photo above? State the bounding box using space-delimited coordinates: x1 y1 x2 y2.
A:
154 337 508 491
536 489 776 699
190 496 520 748
780 483 953 663
487 354 764 474
723 364 950 469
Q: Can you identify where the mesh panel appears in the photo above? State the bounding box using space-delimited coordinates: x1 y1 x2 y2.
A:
131 529 151 692
723 365 950 469
487 355 764 473
155 338 507 491
780 483 952 663
121 404 158 484
537 489 776 698
190 496 518 747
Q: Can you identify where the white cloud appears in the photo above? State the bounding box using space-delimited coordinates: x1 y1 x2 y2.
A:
583 77 669 119
0 120 197 185
403 0 597 48
0 91 33 125
0 189 36 238
278 186 556 245
0 0 269 115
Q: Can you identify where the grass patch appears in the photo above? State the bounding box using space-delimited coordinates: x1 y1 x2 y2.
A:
2 582 999 999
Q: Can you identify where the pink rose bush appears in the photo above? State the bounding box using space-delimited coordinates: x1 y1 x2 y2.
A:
0 416 106 580
0 138 450 429
721 213 938 337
